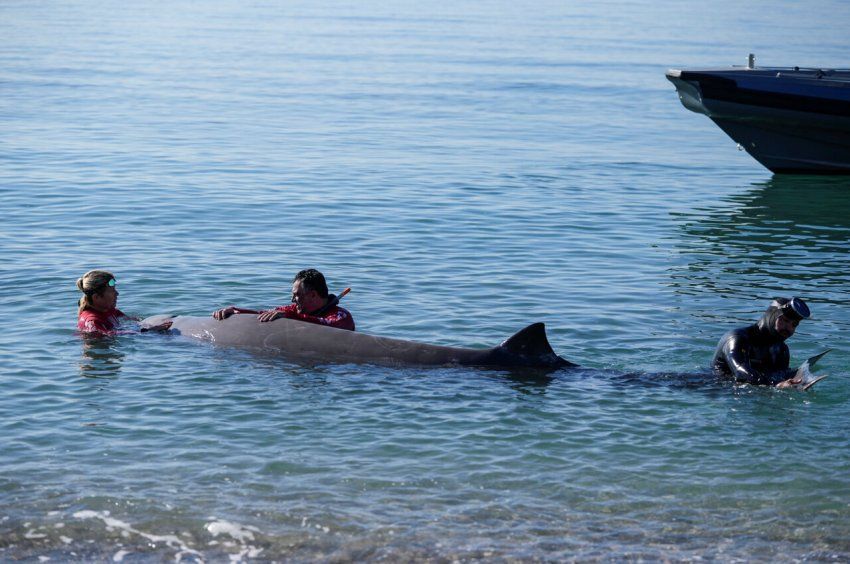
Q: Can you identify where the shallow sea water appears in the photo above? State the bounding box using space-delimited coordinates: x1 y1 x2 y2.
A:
2 0 850 561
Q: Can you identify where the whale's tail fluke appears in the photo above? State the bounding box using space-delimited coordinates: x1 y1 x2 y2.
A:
494 323 575 369
793 349 831 390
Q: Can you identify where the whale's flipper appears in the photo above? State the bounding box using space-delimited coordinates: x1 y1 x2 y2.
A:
495 323 575 369
792 349 831 390
801 375 829 391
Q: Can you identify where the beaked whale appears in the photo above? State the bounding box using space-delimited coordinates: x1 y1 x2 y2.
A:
140 314 575 370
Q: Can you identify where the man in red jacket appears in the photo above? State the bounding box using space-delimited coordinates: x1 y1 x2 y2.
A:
212 269 355 331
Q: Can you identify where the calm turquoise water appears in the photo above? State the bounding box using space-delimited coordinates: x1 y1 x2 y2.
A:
2 0 850 561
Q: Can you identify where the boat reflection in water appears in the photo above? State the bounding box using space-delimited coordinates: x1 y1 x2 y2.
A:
666 55 850 174
668 175 850 323
672 175 850 272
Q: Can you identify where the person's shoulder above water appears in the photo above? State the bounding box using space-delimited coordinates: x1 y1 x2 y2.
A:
78 306 128 334
319 302 355 331
273 301 355 331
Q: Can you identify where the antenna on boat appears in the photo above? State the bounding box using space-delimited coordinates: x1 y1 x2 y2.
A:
747 53 755 69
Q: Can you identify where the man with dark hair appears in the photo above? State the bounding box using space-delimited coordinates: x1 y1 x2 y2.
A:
212 269 355 331
712 297 810 387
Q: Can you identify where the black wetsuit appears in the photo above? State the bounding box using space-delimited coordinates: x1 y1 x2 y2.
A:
712 303 793 385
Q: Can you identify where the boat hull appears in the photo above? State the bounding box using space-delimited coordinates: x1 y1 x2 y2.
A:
666 67 850 174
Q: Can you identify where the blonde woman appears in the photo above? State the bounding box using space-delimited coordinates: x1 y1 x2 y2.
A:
76 270 171 335
77 270 171 335
76 270 132 334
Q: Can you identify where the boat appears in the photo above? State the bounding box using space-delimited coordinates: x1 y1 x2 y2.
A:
666 55 850 174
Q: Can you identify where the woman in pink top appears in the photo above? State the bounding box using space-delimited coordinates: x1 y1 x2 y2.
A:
76 270 171 335
76 270 130 334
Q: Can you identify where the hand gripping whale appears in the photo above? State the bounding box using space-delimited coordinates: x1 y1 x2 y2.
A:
140 314 575 370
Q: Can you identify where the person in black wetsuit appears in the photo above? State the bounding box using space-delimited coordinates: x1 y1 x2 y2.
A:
712 297 811 387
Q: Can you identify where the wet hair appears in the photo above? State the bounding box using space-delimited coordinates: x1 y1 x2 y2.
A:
293 268 328 298
76 270 115 314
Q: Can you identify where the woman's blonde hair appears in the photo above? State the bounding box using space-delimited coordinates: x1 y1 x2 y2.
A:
76 270 115 314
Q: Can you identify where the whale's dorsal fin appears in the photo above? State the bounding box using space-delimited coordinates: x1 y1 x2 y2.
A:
497 323 575 368
501 323 555 357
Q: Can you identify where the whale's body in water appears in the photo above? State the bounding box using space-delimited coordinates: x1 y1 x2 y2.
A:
141 314 574 370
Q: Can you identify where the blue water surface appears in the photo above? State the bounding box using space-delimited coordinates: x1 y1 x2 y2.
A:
2 0 849 560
